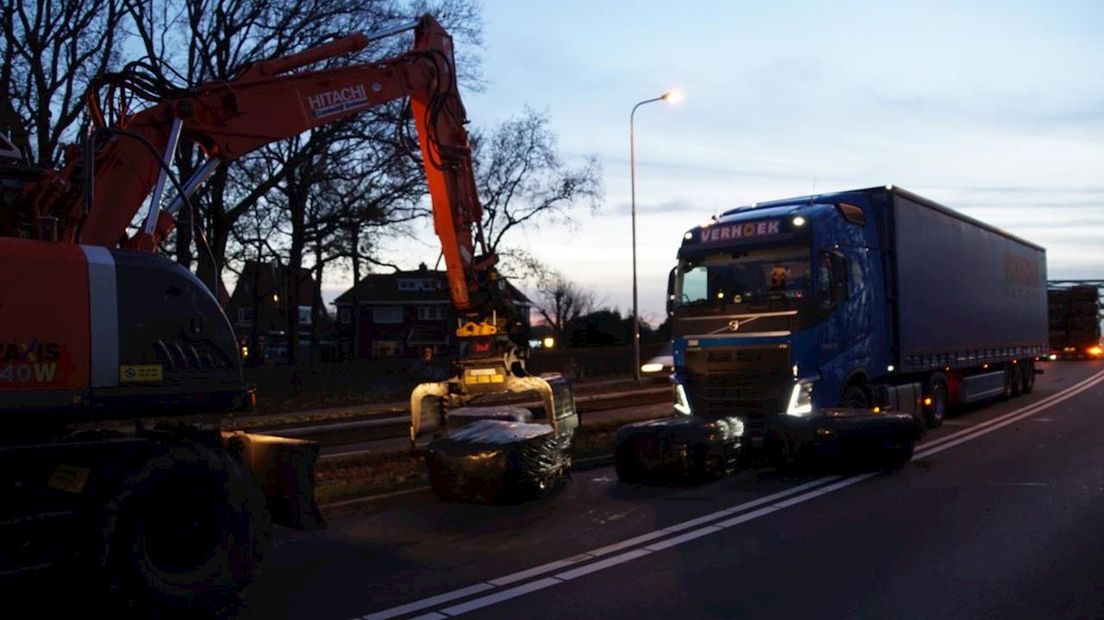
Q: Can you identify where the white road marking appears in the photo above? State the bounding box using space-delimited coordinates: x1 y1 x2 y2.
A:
438 578 560 616
357 368 1104 619
554 548 652 581
361 583 496 620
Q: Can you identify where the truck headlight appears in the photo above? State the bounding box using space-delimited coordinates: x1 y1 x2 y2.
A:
674 383 692 415
786 380 815 416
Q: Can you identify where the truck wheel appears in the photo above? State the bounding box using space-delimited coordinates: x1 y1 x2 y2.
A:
99 442 272 616
924 375 948 428
840 384 871 409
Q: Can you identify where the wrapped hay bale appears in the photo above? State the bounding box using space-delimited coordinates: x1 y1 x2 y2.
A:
614 415 742 484
426 418 573 503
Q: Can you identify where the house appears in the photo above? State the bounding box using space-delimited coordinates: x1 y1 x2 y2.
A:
225 260 333 363
333 263 531 359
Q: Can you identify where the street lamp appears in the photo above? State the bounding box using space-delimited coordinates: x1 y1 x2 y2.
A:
630 90 681 381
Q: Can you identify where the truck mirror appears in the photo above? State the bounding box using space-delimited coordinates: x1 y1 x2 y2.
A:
666 267 676 316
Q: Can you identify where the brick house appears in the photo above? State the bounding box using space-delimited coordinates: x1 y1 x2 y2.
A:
333 263 531 359
225 261 333 363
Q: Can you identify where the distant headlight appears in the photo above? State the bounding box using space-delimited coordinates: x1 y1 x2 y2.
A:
641 362 665 373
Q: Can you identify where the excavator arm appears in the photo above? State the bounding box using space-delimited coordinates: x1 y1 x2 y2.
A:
4 12 573 445
12 14 486 312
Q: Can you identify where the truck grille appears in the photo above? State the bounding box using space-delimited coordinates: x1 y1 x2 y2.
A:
682 346 790 431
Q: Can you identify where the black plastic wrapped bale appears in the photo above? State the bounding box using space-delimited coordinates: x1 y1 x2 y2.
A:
763 408 920 470
614 415 742 484
426 419 574 503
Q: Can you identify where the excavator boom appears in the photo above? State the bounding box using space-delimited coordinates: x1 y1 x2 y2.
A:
7 15 485 311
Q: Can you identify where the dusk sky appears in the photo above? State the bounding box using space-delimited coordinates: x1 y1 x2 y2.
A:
349 0 1104 325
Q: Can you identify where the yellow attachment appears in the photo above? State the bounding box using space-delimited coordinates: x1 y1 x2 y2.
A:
464 367 505 385
456 321 498 337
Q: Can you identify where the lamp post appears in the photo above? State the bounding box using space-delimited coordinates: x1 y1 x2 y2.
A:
630 90 681 381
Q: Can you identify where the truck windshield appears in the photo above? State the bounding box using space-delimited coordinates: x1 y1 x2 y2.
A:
676 245 811 307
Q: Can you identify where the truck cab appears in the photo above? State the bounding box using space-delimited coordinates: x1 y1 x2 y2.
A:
670 192 886 437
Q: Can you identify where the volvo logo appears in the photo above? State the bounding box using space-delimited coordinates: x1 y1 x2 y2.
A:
727 319 740 331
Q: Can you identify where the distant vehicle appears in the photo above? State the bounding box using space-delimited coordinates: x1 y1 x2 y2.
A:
1047 283 1103 359
641 342 674 377
667 185 1048 444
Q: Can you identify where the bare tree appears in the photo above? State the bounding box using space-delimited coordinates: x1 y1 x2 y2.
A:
474 108 603 255
501 250 595 337
1 0 124 166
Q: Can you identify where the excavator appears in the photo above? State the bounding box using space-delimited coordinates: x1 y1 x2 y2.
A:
0 14 574 614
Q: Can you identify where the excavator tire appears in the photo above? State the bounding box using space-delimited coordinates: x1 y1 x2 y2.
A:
97 441 272 617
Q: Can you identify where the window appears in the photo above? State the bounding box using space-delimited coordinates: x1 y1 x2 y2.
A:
373 340 399 358
298 306 312 326
417 306 446 320
398 279 437 291
675 245 811 306
338 306 353 324
817 251 849 308
373 306 403 324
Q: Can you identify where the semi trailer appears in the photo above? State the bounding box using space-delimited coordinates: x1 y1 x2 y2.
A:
667 185 1048 446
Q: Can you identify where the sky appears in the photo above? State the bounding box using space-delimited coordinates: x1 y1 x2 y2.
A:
328 0 1104 326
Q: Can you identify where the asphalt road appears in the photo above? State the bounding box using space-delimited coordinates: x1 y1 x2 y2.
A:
240 360 1104 620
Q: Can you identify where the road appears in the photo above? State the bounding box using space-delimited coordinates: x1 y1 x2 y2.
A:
239 361 1104 620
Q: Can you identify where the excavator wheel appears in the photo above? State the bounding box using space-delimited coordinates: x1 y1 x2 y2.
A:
97 441 272 616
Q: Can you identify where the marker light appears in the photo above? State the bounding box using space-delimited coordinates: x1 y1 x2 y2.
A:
887 365 895 372
684 232 693 239
873 406 881 414
792 216 806 227
923 397 933 406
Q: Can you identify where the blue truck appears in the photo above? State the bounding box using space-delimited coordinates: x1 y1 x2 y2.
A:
667 185 1048 447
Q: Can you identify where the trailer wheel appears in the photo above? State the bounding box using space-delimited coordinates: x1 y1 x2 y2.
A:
1021 360 1035 394
924 375 948 428
1010 364 1024 397
1001 366 1015 401
99 442 272 616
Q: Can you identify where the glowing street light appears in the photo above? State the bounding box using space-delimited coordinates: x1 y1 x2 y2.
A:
630 89 682 381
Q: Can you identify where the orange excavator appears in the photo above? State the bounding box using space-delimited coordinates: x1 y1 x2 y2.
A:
0 14 573 613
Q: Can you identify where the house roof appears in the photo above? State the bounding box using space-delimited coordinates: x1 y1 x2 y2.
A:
335 266 531 306
225 260 331 331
